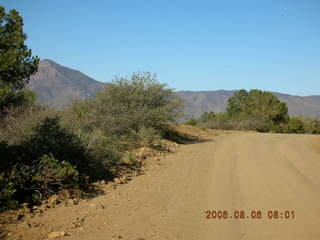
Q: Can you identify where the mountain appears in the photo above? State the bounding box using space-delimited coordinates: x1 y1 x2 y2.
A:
174 90 236 119
28 59 104 109
175 91 320 119
27 59 320 118
273 93 320 118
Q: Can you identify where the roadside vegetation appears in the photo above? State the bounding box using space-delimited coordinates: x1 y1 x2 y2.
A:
186 89 320 134
1 5 319 214
0 6 183 211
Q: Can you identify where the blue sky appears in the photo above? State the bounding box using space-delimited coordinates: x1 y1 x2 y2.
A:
2 0 320 95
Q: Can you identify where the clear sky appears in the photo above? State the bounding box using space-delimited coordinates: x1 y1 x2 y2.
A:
2 0 320 96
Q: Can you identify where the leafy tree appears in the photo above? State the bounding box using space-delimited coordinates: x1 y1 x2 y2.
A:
226 89 289 131
88 72 183 136
297 117 320 134
185 118 198 126
0 6 39 115
198 111 216 123
226 89 249 118
285 117 304 134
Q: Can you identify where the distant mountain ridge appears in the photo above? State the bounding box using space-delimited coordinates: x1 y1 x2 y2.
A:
175 90 320 119
28 59 104 109
28 59 320 118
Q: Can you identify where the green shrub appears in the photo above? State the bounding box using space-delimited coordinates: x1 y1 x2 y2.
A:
298 117 320 134
0 115 96 209
190 90 320 134
198 112 216 123
31 155 79 201
0 154 81 208
62 72 184 172
271 122 287 133
83 129 123 170
0 103 56 145
0 172 18 210
90 72 183 136
23 116 89 170
185 118 198 126
137 127 161 147
195 112 271 132
285 117 305 134
226 89 289 130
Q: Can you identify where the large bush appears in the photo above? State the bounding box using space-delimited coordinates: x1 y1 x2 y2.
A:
64 72 183 162
298 117 320 134
190 111 271 131
91 72 183 136
284 117 305 134
186 90 320 135
30 154 79 200
226 89 289 131
190 90 289 132
0 114 93 209
60 73 184 180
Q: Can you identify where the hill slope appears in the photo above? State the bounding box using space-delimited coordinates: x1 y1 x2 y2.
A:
174 90 236 119
28 59 104 109
175 91 320 119
274 93 320 118
27 59 320 118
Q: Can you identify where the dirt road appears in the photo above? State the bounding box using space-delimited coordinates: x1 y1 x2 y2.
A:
5 132 320 240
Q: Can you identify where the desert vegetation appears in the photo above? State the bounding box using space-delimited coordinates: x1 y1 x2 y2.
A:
186 89 320 134
0 73 183 210
1 4 319 215
0 6 184 211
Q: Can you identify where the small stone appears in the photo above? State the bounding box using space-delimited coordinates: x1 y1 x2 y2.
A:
135 147 150 159
48 231 66 239
47 195 60 208
114 177 124 184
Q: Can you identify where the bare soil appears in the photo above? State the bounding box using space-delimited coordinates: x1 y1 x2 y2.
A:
2 130 320 240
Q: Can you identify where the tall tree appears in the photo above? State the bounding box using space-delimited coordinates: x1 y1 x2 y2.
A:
226 89 289 129
0 6 39 115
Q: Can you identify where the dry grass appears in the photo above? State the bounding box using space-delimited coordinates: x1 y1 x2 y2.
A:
170 123 213 138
